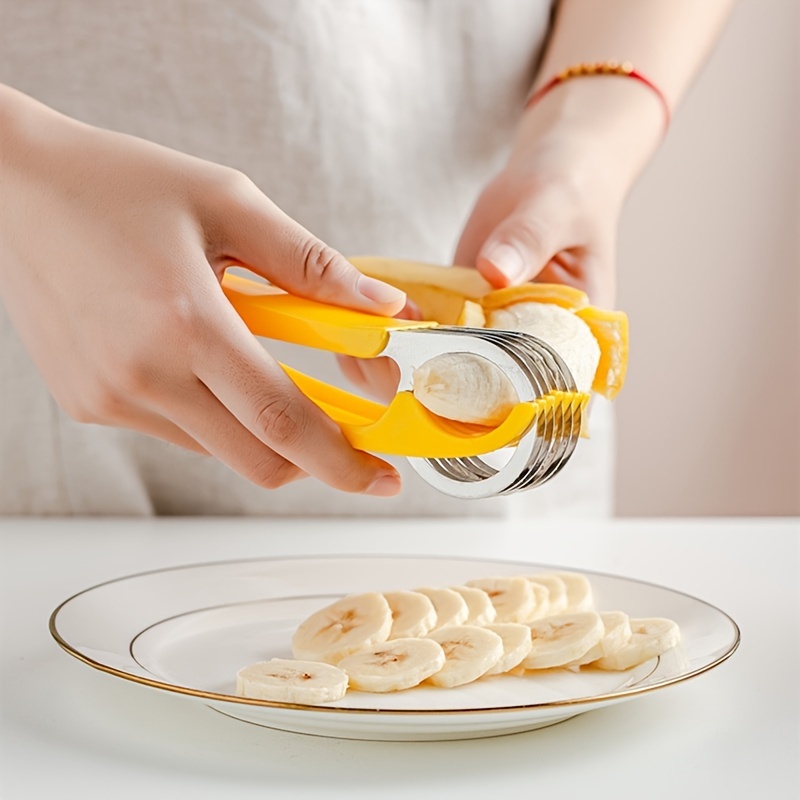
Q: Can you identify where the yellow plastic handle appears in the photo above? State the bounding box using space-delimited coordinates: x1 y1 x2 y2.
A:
281 365 546 457
221 273 435 358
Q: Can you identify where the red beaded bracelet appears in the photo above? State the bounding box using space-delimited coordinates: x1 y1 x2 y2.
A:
525 61 671 130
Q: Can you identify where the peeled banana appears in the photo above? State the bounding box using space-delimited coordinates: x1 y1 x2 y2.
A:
426 624 504 687
465 576 537 623
482 623 534 675
236 658 348 704
349 257 629 428
291 592 392 664
414 586 469 629
593 618 681 671
523 612 605 670
450 585 497 626
384 590 437 639
337 637 446 692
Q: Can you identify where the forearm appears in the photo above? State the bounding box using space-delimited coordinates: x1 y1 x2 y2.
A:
509 0 735 187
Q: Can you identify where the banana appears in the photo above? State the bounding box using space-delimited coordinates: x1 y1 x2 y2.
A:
337 637 446 693
570 611 632 666
553 571 595 613
456 300 486 328
525 574 569 615
525 580 551 620
412 353 518 426
236 658 348 704
426 624 504 688
291 592 392 664
410 301 602 427
523 611 605 670
486 302 601 394
450 585 497 626
414 586 469 629
482 623 534 675
383 590 438 639
464 576 537 622
593 617 681 671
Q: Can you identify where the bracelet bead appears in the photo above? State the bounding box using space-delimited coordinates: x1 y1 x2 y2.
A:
526 60 670 130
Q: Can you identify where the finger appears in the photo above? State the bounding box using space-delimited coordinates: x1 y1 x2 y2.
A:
101 404 210 456
475 191 570 287
540 248 617 308
217 185 407 317
336 355 400 404
193 306 402 496
144 377 307 490
336 354 369 390
397 298 423 321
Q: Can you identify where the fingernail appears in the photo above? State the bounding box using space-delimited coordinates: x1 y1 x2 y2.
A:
357 275 407 307
365 473 402 497
481 243 526 283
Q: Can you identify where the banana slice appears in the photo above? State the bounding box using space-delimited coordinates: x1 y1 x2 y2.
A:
482 623 534 675
570 611 632 666
412 353 518 426
523 611 605 669
427 624 504 688
384 590 437 639
525 574 569 615
450 585 497 626
526 580 551 621
236 658 348 704
554 571 595 613
338 637 446 693
464 576 536 622
593 618 681 671
291 592 392 664
415 587 469 629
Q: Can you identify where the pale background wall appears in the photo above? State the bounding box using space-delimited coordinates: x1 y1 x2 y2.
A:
614 0 799 516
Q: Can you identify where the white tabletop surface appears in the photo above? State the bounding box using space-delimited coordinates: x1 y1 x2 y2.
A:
1 516 798 799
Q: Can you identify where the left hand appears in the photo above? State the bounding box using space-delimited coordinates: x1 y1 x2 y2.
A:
455 133 623 309
339 110 636 401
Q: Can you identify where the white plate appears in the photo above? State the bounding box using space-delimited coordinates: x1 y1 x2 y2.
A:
50 555 739 741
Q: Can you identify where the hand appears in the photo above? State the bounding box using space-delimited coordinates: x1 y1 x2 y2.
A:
337 120 630 401
0 86 407 497
455 132 623 309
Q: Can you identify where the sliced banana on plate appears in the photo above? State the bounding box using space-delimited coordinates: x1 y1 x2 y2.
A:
464 576 536 623
338 637 446 692
593 617 682 671
523 611 605 669
553 571 595 613
482 623 534 675
291 592 392 664
384 590 437 639
427 624 504 687
239 570 682 702
414 586 469 629
524 574 570 616
570 610 632 666
236 658 348 704
450 585 497 626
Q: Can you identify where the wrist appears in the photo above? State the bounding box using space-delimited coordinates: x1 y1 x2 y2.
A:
507 76 666 198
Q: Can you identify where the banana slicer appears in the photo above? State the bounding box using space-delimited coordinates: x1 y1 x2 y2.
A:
221 266 624 500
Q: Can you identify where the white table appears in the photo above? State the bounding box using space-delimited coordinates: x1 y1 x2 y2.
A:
1 517 797 799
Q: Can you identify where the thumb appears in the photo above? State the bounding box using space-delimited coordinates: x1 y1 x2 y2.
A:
220 186 406 316
475 197 564 288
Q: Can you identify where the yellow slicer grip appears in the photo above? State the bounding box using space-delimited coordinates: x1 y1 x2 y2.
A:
221 272 435 359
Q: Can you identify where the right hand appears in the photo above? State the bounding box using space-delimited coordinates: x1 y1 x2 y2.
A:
0 86 406 497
